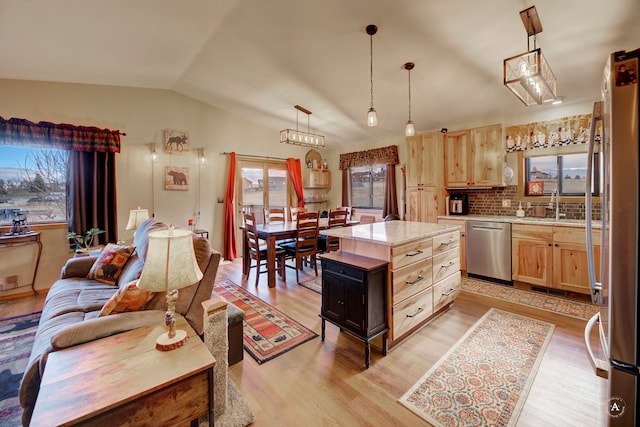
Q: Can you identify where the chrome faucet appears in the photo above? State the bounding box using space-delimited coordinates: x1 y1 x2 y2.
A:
548 190 566 221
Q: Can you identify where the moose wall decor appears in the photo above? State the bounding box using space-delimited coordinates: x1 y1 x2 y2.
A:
164 166 189 191
163 129 189 154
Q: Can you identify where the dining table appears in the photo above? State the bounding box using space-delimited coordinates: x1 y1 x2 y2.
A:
242 218 359 288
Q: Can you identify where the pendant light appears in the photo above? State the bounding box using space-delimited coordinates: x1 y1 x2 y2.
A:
366 24 378 127
404 62 415 136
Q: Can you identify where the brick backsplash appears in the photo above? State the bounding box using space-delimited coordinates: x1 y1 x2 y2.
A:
452 185 601 220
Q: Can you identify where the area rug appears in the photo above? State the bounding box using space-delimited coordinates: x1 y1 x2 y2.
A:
213 279 318 364
399 308 554 427
462 277 599 321
0 311 40 426
298 276 322 294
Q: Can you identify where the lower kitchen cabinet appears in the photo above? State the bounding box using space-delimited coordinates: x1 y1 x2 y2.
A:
319 252 389 368
512 223 601 294
436 218 466 271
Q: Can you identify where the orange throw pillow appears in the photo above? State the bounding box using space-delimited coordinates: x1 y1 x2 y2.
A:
87 243 135 285
99 280 154 316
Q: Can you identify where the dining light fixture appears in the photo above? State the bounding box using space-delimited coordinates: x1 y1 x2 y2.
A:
280 104 325 148
137 228 203 351
366 24 378 127
404 62 415 136
503 6 557 106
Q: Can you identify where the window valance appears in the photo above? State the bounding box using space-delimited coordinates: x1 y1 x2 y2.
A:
0 116 124 153
339 145 399 170
505 114 600 153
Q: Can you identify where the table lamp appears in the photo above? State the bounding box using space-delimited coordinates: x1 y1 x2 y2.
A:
137 228 203 351
125 207 149 232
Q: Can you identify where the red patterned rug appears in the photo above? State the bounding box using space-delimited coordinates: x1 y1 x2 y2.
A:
399 308 554 427
213 279 318 364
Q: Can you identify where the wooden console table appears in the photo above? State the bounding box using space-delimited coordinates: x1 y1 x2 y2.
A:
0 232 42 293
30 316 216 426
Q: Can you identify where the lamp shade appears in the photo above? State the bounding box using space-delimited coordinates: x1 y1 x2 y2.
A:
137 228 203 292
125 207 149 230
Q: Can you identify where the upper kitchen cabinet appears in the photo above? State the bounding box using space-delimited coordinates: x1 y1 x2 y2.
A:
470 124 503 187
444 130 470 187
407 131 442 187
444 124 503 188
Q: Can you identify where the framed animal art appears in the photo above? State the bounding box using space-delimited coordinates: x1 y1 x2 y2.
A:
164 166 189 191
163 129 189 154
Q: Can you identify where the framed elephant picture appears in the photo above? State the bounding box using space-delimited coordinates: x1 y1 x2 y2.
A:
164 166 189 191
163 129 189 154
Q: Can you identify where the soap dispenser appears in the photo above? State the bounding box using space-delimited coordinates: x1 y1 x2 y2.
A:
516 202 525 218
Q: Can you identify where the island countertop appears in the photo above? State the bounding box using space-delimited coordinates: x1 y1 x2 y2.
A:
320 221 459 246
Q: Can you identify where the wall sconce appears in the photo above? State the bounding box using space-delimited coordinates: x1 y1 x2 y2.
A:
150 142 157 162
197 147 206 164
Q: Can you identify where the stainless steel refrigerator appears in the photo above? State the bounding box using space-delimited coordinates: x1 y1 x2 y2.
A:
585 48 640 427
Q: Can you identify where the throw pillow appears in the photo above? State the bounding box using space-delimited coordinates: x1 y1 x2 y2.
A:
87 243 135 285
99 280 154 316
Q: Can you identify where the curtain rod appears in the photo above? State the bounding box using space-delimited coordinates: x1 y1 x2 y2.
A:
220 152 288 161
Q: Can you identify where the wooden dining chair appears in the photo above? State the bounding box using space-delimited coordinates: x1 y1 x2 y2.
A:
318 208 348 253
289 206 308 223
360 214 376 224
264 207 287 224
335 206 352 221
280 211 320 283
243 212 286 286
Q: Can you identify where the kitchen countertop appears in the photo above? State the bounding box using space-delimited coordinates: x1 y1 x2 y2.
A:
437 215 602 228
320 221 458 246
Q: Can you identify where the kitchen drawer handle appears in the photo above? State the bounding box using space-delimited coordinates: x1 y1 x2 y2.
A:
405 275 424 285
440 240 453 246
439 261 455 270
441 288 456 297
406 307 424 318
406 250 423 257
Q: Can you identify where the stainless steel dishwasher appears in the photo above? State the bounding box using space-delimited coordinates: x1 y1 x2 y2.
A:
466 220 512 285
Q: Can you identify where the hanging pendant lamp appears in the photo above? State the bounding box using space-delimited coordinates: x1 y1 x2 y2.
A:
366 24 378 127
404 62 415 136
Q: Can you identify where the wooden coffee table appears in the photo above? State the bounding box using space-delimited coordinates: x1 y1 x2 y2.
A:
30 315 216 426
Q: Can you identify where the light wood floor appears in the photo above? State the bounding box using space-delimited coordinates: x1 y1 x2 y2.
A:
2 259 608 426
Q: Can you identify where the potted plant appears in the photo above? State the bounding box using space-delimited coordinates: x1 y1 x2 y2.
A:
67 228 105 253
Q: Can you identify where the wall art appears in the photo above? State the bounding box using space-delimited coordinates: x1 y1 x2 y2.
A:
163 129 189 154
164 166 189 191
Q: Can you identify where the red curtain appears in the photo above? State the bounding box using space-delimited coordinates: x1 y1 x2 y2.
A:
223 152 237 260
286 158 305 208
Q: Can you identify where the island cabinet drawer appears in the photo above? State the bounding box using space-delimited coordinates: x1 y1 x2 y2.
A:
432 249 460 283
391 239 433 270
392 288 434 339
433 271 461 312
321 259 365 282
432 231 459 255
391 259 433 304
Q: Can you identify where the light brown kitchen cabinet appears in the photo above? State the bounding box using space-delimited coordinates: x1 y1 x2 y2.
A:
470 124 503 187
512 223 601 295
444 124 503 188
406 131 444 222
444 130 470 187
437 218 466 271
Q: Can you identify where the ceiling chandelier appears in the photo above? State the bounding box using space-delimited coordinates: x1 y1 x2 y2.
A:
404 62 415 136
503 6 557 106
366 24 378 127
280 104 325 148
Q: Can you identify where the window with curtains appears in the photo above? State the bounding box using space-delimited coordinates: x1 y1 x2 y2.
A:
350 164 386 209
237 159 293 223
0 145 68 224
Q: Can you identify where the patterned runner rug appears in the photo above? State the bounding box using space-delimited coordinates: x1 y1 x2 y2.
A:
399 308 554 427
0 311 40 426
300 276 599 321
213 279 318 364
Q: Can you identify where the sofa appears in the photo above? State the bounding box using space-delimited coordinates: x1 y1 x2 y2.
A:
19 218 222 426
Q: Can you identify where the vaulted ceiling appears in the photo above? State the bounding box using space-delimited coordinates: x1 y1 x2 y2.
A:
1 0 638 147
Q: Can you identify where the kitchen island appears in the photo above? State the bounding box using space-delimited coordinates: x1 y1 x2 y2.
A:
320 221 461 350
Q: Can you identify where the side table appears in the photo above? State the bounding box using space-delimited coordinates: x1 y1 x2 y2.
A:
30 315 216 426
